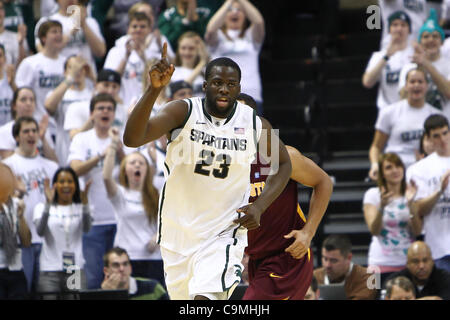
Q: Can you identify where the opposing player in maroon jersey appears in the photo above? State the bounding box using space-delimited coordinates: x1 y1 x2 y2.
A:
237 94 333 300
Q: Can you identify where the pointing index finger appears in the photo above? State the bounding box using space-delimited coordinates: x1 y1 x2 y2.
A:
161 42 167 61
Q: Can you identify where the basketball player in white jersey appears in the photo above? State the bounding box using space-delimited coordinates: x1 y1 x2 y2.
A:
124 43 292 300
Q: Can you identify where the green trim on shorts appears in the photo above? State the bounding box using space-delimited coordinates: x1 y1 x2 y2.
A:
221 228 242 293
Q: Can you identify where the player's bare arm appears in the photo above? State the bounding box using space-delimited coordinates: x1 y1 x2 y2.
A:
123 43 187 148
284 146 333 259
235 117 292 229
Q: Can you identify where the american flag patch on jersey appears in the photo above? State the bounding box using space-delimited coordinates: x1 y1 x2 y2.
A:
234 127 245 134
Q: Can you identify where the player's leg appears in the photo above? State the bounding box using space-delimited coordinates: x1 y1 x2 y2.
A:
189 229 246 300
160 247 192 300
243 250 313 300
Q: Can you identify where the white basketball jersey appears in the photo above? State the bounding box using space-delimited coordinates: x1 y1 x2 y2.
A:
157 97 261 255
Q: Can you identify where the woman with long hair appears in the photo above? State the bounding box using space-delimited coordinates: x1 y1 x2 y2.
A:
103 128 164 287
33 167 92 299
363 152 422 285
368 67 442 180
0 87 56 161
205 0 265 114
171 31 209 97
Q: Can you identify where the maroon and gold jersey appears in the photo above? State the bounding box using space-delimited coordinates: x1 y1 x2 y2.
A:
245 155 307 260
243 154 313 300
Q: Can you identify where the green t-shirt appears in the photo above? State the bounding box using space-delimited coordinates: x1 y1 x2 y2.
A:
158 5 211 51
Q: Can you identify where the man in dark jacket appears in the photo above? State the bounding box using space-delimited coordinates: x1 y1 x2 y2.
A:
384 241 450 300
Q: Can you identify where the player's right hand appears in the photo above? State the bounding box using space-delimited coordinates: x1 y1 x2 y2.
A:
234 204 262 230
149 42 174 89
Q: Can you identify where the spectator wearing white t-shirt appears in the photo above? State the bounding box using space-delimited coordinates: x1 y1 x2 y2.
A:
205 0 265 115
363 152 421 285
34 167 92 299
399 9 450 118
34 0 106 74
369 67 441 181
2 116 58 295
63 69 127 141
170 31 208 97
15 20 66 139
68 93 125 289
378 0 427 50
407 114 450 273
0 87 56 162
44 55 94 166
0 44 14 127
103 142 165 287
363 11 414 110
104 12 173 108
0 1 28 67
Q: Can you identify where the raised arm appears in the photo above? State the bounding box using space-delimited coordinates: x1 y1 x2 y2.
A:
16 198 31 247
412 43 450 99
79 180 93 233
103 128 120 198
236 0 265 43
369 130 389 181
414 170 450 218
36 179 54 236
204 0 233 47
45 56 87 115
283 146 333 259
39 114 58 162
123 43 186 148
362 39 403 88
234 117 292 229
79 6 106 58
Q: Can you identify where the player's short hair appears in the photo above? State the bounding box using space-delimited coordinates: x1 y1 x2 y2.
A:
103 247 130 267
12 116 39 140
424 114 449 136
322 234 352 257
38 20 63 46
205 57 241 82
385 276 415 299
89 93 116 113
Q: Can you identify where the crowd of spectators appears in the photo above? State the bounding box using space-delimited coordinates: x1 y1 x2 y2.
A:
0 0 268 300
2 0 450 301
